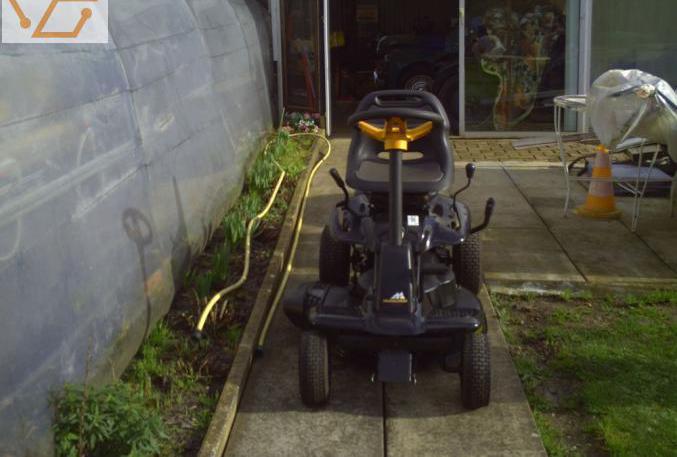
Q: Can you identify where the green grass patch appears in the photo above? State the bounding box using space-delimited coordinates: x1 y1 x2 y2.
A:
494 290 677 457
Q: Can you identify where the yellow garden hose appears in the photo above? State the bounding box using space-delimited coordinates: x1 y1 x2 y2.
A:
195 167 286 335
194 132 331 339
257 133 332 352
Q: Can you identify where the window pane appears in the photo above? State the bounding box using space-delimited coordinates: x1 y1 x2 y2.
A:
464 0 576 132
592 0 677 87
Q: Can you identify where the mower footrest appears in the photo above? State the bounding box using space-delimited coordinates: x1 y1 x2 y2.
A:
378 350 413 383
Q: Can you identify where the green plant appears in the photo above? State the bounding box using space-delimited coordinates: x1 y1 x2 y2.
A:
126 322 176 395
225 325 243 348
533 411 582 457
624 289 677 307
560 289 574 302
53 383 166 457
193 271 215 300
211 244 231 282
223 131 311 247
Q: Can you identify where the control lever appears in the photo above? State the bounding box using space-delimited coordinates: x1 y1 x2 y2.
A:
471 198 496 234
330 168 350 204
452 163 476 211
329 168 360 218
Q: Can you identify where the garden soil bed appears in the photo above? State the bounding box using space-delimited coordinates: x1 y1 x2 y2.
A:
138 139 314 456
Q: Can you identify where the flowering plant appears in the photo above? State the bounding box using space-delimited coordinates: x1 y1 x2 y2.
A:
283 112 321 134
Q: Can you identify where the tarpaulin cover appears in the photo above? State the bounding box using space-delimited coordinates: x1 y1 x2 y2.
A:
588 69 677 161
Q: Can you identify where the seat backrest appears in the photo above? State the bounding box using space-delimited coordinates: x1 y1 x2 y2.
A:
345 91 453 194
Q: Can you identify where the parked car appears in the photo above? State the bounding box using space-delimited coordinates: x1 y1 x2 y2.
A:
373 34 460 133
373 33 456 92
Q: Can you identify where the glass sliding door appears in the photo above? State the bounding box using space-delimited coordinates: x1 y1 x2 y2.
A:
462 0 579 133
282 0 322 113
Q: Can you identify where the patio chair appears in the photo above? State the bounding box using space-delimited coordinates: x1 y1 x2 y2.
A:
554 94 676 232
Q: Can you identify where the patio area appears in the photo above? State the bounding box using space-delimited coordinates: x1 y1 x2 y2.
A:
453 156 677 292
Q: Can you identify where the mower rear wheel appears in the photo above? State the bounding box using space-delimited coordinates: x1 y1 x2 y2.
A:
460 332 491 409
453 232 481 294
299 331 330 407
319 225 350 286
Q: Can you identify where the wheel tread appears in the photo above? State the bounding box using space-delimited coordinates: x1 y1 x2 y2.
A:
299 331 330 406
453 232 481 294
461 332 491 409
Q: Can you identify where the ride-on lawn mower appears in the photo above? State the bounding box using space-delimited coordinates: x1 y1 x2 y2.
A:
284 90 495 409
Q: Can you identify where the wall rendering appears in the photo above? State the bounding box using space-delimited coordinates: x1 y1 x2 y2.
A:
0 0 273 454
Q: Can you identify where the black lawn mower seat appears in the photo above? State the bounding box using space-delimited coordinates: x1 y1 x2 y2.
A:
346 90 453 194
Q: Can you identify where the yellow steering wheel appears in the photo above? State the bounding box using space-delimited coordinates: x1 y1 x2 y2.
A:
357 117 433 152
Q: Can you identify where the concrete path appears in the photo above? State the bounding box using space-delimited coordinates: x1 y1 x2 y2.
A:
225 139 547 457
462 162 677 291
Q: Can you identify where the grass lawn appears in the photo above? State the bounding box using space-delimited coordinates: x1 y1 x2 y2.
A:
493 290 677 457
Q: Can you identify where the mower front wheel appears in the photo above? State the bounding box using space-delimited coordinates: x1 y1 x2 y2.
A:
319 225 350 286
460 331 491 409
453 232 481 294
299 331 330 407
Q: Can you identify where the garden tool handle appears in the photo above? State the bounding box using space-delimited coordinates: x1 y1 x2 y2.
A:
348 107 444 127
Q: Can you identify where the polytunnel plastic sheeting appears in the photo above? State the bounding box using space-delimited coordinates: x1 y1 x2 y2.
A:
0 1 273 454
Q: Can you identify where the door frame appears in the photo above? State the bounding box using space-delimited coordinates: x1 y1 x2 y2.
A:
322 0 332 136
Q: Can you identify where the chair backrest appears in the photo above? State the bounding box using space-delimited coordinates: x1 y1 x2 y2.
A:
345 91 453 194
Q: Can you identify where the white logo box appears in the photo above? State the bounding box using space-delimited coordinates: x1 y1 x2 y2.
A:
2 0 108 44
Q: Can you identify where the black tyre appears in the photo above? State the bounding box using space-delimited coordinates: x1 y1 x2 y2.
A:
453 232 481 294
299 331 330 407
399 65 434 92
460 332 491 409
319 225 350 286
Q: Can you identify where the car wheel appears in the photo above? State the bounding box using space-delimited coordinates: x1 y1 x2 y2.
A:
400 65 434 92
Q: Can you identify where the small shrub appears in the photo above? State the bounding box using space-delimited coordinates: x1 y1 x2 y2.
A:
225 325 243 348
194 271 215 300
53 383 166 457
211 244 231 282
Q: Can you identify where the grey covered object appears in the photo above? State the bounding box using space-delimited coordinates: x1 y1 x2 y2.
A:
588 69 677 161
0 0 272 455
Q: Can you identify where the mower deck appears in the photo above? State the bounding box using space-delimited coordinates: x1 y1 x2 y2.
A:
285 283 483 337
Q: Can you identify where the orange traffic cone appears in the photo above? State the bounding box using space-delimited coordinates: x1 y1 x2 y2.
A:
575 145 621 219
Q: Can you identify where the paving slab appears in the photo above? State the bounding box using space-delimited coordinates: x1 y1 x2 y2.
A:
453 166 544 230
385 288 547 457
617 198 677 272
503 166 677 287
452 165 583 289
482 227 584 287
